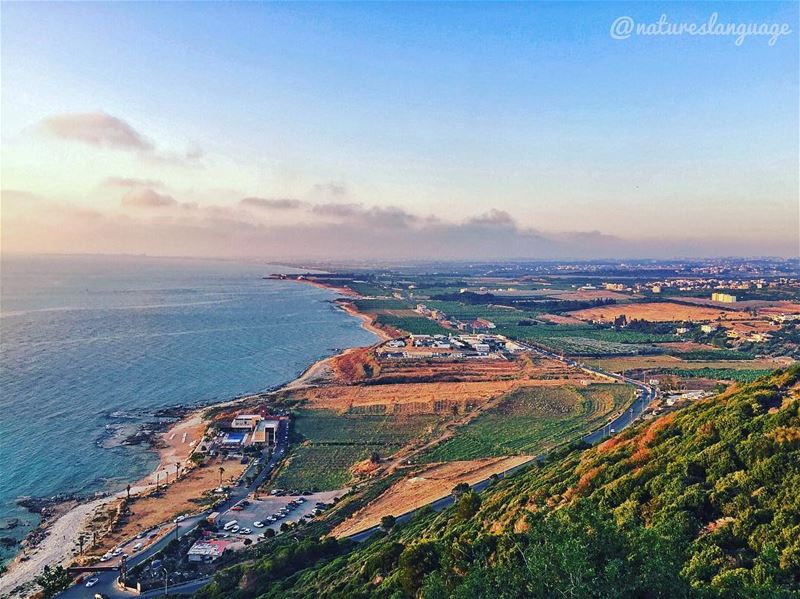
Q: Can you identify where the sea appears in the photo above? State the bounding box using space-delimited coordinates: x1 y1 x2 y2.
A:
0 255 377 566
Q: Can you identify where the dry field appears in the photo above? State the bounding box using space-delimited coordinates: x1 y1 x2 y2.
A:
539 313 586 324
298 356 602 415
88 456 246 556
585 355 784 373
332 456 532 537
569 301 736 323
653 341 720 352
549 290 636 301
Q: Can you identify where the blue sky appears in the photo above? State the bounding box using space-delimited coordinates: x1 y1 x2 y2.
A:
1 2 798 259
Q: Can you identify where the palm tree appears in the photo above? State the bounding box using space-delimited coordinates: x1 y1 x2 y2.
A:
175 462 180 480
126 484 131 500
218 466 225 487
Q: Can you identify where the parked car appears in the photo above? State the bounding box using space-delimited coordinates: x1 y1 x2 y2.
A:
174 515 186 523
231 505 243 511
253 521 264 528
85 577 99 587
230 525 240 533
132 542 143 552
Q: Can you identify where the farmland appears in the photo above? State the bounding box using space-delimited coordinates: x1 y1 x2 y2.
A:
419 383 635 462
568 301 736 323
270 410 442 491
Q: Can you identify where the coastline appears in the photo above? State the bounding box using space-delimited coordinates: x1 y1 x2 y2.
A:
0 277 381 597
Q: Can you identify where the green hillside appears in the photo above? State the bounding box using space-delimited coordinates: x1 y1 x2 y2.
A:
195 366 800 599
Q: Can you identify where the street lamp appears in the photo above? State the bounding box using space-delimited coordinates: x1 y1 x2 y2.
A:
161 566 169 596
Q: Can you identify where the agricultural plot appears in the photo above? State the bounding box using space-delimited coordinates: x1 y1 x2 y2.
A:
271 445 373 491
272 410 441 491
662 368 772 383
294 409 438 446
420 384 635 462
374 314 452 335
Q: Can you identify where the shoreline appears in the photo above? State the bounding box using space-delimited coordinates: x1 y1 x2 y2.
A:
0 277 381 596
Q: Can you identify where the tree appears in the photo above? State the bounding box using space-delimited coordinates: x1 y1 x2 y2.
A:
35 565 72 598
398 541 440 596
280 522 290 532
218 466 225 486
451 482 469 498
380 515 396 531
126 484 131 499
455 491 481 523
243 538 252 546
264 528 276 539
369 451 381 464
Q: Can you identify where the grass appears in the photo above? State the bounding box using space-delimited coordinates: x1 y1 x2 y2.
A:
420 383 635 462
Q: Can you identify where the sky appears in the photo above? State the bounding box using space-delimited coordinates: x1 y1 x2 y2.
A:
1 1 798 261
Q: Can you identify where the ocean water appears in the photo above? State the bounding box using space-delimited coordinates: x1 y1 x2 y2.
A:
0 255 377 565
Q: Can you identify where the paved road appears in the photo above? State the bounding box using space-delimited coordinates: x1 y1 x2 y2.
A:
347 343 656 543
56 421 290 598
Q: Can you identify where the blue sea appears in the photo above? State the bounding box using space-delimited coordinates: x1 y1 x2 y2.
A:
0 255 377 565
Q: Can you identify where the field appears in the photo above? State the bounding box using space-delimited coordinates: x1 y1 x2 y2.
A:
662 368 773 383
374 314 452 335
584 355 785 373
331 456 532 538
419 383 634 462
568 301 736 323
271 445 374 491
270 410 442 491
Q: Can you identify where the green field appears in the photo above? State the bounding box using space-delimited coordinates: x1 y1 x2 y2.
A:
271 445 373 491
420 383 635 462
374 314 451 335
294 410 438 445
271 410 440 491
663 368 772 382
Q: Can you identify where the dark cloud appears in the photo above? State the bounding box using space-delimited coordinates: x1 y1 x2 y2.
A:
121 189 178 209
240 197 305 210
40 112 154 151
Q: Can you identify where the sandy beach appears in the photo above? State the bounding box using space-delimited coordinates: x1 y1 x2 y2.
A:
0 278 378 597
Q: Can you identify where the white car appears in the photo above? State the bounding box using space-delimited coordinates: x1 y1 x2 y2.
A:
132 542 143 552
174 515 186 523
85 577 99 587
230 525 240 533
240 528 252 534
253 521 264 528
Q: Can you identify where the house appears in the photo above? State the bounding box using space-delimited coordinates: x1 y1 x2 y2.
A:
187 540 228 563
472 318 496 330
711 292 737 303
231 414 263 430
252 419 280 445
700 324 717 333
474 343 491 354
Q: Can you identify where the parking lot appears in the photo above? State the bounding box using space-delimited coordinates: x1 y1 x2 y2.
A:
216 490 343 544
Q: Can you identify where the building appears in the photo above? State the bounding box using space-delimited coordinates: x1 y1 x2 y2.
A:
252 419 280 445
603 283 625 291
187 540 228 563
472 318 496 330
651 286 662 293
231 414 263 430
711 292 737 303
700 324 717 333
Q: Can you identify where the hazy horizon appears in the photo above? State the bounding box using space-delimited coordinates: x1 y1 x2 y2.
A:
2 2 798 260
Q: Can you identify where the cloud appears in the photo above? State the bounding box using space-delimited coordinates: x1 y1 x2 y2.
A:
467 209 517 229
40 112 154 151
121 189 178 209
240 197 305 210
311 203 420 228
311 182 348 198
102 177 166 190
37 112 202 166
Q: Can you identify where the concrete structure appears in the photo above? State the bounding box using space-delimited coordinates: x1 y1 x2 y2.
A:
187 540 228 563
252 419 279 445
231 414 263 429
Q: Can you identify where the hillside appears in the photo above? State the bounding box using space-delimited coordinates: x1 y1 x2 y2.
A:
195 366 800 599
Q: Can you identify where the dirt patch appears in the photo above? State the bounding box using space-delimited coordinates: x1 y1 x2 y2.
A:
332 456 532 537
569 302 736 323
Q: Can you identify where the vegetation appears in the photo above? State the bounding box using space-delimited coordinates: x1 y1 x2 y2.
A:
664 368 773 383
271 445 373 491
420 384 634 462
35 565 72 598
374 314 452 335
196 366 800 598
